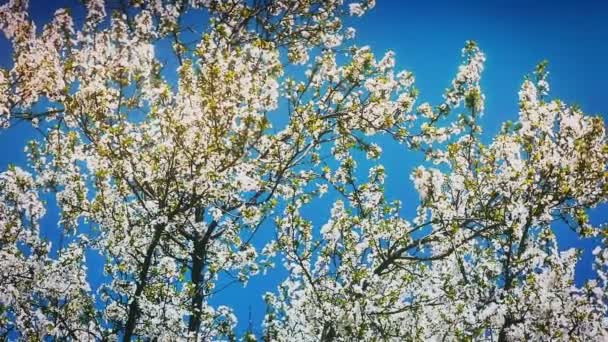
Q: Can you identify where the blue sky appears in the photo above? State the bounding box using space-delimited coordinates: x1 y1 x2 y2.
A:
1 0 607 336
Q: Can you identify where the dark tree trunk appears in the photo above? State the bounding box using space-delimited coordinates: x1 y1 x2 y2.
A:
123 224 164 341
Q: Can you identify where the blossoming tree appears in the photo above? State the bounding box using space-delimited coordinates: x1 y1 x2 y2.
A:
0 0 606 340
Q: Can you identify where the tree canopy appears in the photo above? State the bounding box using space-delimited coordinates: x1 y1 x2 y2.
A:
0 0 607 340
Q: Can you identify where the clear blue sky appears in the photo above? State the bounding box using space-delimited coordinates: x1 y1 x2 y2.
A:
0 0 607 336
